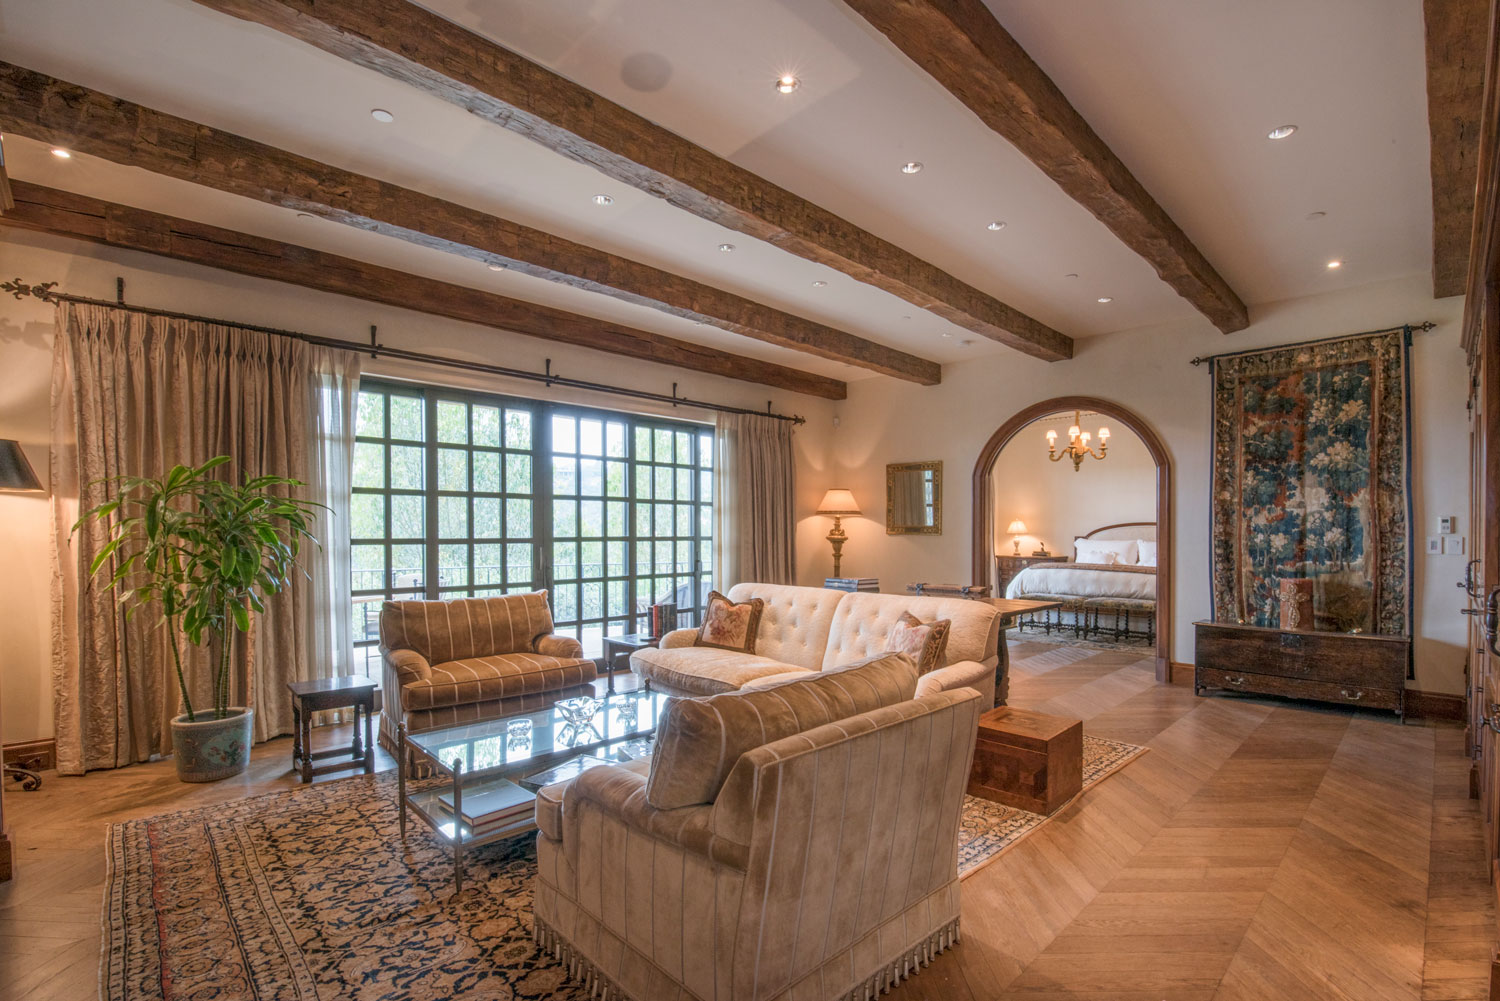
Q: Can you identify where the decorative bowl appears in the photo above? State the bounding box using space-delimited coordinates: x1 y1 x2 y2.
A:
555 696 602 728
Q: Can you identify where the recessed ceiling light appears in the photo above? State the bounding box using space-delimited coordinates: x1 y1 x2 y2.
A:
987 220 1007 231
1267 124 1298 140
1097 297 1113 303
718 243 736 253
50 148 71 159
1326 259 1342 269
902 314 913 320
774 74 800 94
941 332 953 338
901 161 923 174
811 280 827 288
295 212 315 220
1307 210 1327 220
1064 273 1079 279
592 193 614 206
488 263 506 271
370 108 395 123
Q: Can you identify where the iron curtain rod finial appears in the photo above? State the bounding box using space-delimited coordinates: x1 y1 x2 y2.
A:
368 324 379 360
115 276 125 305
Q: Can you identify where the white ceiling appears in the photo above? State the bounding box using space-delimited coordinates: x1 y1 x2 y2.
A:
0 0 1437 389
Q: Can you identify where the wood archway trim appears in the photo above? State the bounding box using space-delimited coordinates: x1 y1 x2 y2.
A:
973 396 1173 682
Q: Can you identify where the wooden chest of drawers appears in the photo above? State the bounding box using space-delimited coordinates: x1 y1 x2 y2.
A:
1193 621 1410 720
995 554 1067 593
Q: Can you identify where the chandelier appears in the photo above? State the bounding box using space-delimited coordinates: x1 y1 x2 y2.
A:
1046 410 1110 471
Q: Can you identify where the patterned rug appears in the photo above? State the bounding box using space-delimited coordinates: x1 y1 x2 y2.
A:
103 737 1145 1000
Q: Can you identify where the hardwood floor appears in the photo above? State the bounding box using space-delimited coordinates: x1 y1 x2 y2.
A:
0 641 1492 1000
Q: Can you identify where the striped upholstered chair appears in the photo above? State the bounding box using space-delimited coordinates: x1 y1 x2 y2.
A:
377 591 597 753
533 651 983 1001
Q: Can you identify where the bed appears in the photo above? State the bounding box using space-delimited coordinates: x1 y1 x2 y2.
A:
1005 522 1158 641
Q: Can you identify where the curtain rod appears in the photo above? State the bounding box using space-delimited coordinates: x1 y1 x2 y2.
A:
1 278 807 425
1187 321 1434 367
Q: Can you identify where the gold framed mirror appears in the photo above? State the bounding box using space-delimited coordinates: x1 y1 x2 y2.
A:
886 461 942 535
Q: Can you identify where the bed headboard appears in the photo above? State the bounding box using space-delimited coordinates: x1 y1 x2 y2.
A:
1077 521 1156 556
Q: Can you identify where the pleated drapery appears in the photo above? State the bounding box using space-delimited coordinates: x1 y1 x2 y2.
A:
713 412 796 588
49 302 360 774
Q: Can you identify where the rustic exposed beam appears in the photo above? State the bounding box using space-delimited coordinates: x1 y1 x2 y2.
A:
841 0 1249 334
1 181 848 400
0 62 938 385
1424 0 1489 300
185 0 1072 362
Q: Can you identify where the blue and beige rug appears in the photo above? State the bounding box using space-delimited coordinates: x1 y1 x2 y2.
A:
103 737 1144 1000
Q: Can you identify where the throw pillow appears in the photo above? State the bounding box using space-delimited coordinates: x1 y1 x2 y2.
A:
887 611 952 674
1075 537 1139 566
646 651 919 810
694 589 764 653
1137 540 1158 567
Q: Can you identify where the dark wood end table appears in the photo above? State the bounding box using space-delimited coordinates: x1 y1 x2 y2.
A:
598 633 663 694
287 675 382 783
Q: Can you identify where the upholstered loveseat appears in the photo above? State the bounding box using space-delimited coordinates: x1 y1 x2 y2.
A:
630 582 1006 705
534 651 983 1001
377 591 597 751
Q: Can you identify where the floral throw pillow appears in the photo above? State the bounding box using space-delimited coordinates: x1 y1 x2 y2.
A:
694 590 765 653
887 611 952 675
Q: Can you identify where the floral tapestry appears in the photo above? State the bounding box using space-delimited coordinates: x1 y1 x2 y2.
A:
1210 329 1412 635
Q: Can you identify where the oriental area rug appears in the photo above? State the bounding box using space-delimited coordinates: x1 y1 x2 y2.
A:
102 737 1145 1001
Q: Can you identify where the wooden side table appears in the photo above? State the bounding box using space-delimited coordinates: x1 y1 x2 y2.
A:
994 553 1068 594
598 633 662 694
287 675 382 783
967 705 1083 815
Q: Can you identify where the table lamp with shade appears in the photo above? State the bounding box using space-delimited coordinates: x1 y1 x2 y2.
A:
0 440 44 797
816 488 860 577
1005 519 1028 556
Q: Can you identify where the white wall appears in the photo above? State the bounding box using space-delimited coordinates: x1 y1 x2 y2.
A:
991 417 1157 560
0 229 836 743
818 274 1470 694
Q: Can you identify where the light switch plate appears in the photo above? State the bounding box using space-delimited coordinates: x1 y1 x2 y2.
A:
1443 535 1465 555
1440 516 1457 534
1427 536 1443 554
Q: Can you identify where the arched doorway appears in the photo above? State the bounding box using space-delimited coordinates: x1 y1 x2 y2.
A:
972 397 1173 681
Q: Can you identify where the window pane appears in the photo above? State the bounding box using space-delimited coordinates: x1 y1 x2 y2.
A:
580 500 604 538
607 541 627 576
699 432 713 468
608 580 627 616
506 498 532 538
472 406 501 447
552 415 577 453
392 545 423 590
635 465 652 499
677 503 693 536
391 494 424 539
555 584 578 621
505 409 532 449
579 419 604 456
352 544 385 591
635 426 652 460
607 422 626 458
606 461 627 497
700 504 712 535
580 459 604 497
607 500 627 537
438 496 468 539
474 544 504 587
677 468 692 500
353 443 384 488
581 541 603 578
655 466 673 499
351 493 384 539
553 499 578 538
473 497 501 538
438 448 469 492
582 581 603 619
390 446 423 490
676 431 691 465
356 391 384 438
554 541 578 580
436 401 468 444
506 454 532 494
473 451 501 493
654 503 673 537
390 395 424 441
700 469 712 503
507 543 532 583
552 456 577 495
636 503 652 536
654 429 672 460
438 544 469 588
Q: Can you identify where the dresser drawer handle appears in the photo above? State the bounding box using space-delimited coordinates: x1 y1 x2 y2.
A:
1340 689 1363 701
1226 675 1247 686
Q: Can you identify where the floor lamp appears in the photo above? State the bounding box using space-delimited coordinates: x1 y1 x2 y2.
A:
0 440 44 792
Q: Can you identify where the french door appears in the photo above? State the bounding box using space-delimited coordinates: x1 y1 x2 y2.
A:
350 380 713 672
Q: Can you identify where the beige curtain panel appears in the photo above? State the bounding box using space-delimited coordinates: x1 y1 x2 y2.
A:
49 302 360 774
713 412 796 588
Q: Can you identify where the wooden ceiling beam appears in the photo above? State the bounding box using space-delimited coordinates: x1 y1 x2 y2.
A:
1 181 848 400
840 0 1249 334
186 0 1073 362
1423 0 1489 300
0 61 938 385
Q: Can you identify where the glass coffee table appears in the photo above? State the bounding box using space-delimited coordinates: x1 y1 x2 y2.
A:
396 689 671 891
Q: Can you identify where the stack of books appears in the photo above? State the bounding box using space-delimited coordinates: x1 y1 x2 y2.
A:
824 577 879 593
436 778 535 837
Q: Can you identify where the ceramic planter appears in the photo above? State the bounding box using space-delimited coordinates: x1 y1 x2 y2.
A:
171 707 254 782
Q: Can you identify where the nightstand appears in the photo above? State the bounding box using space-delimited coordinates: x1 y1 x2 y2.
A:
995 553 1068 593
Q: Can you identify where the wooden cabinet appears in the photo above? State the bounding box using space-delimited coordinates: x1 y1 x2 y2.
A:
1194 621 1409 720
995 554 1067 594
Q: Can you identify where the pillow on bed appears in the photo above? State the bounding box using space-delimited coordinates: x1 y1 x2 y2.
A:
1075 537 1139 566
1137 540 1158 567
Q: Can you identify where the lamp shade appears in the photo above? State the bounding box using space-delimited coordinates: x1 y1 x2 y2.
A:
816 488 860 515
0 440 42 492
1006 520 1028 535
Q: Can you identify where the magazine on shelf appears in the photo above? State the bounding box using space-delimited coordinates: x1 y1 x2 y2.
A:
435 777 534 827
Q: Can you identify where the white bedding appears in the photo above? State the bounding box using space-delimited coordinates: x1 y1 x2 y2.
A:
1005 562 1157 601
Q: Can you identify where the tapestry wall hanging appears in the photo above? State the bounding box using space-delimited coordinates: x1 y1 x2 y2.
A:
1210 327 1412 635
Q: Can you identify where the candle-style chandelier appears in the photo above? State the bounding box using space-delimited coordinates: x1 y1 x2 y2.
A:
1046 410 1110 471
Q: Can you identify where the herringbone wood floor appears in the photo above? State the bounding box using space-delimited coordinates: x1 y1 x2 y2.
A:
0 640 1492 1000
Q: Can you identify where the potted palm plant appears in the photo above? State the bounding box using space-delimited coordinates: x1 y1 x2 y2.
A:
78 457 321 782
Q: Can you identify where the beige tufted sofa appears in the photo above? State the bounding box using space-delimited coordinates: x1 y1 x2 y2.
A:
630 582 1005 705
